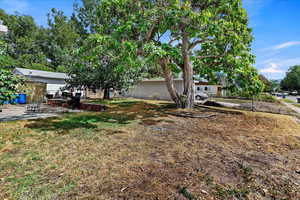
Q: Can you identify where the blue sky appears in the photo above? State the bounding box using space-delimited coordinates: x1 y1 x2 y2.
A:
1 0 300 80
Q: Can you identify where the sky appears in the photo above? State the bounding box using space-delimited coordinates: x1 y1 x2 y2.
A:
1 0 300 80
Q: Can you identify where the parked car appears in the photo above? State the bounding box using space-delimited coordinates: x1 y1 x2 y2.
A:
195 92 209 100
289 91 298 96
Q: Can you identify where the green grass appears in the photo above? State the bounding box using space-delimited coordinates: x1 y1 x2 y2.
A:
1 99 299 199
213 98 252 104
83 98 143 107
282 99 295 103
293 103 300 108
0 109 137 199
214 94 279 104
26 112 134 133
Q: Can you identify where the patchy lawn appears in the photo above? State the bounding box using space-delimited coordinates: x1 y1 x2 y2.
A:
1 99 300 200
293 103 300 108
282 99 295 104
213 97 295 116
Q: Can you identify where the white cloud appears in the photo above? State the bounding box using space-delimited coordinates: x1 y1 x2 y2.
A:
258 57 300 78
259 63 284 74
261 41 300 52
0 0 29 13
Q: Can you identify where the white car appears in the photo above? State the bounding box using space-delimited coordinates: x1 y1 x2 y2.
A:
195 92 209 100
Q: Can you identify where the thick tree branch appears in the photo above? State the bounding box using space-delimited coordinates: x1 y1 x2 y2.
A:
189 38 215 50
197 53 227 59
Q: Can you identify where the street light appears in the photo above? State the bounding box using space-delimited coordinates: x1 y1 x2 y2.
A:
0 20 8 35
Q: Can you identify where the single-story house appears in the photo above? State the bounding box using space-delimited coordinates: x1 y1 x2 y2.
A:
13 68 70 96
124 79 224 101
195 81 224 97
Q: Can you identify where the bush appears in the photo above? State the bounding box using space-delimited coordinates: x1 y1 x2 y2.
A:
255 93 279 103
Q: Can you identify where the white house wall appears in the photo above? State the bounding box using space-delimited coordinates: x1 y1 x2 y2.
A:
195 85 220 96
24 77 66 95
125 80 184 100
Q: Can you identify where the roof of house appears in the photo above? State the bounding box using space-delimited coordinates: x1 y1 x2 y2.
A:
141 79 184 82
14 68 69 80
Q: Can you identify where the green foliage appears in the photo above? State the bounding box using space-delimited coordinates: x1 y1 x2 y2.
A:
259 74 272 92
0 69 24 105
0 8 82 71
255 93 279 103
270 79 281 92
281 65 300 92
75 0 263 106
0 10 49 68
0 39 23 105
45 8 81 69
228 65 264 97
66 34 143 96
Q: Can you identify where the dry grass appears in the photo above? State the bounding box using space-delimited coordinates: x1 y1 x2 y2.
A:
0 99 300 200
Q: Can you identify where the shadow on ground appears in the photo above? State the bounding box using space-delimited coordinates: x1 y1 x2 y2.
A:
25 113 135 132
24 100 237 133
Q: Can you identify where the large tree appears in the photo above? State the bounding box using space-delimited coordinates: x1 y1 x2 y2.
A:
281 65 300 92
45 8 82 71
75 0 262 108
66 34 144 99
0 9 50 70
0 8 83 72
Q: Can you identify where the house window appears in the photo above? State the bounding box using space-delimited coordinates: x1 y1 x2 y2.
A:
204 87 208 91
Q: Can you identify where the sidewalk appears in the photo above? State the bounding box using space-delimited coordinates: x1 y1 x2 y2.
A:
281 101 300 115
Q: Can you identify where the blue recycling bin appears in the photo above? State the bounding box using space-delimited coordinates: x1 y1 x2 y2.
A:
12 96 19 104
18 94 27 104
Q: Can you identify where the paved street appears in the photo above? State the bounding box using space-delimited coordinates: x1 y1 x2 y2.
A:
285 95 300 103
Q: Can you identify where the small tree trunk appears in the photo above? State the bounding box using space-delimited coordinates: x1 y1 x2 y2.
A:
252 96 254 112
160 58 183 108
103 88 110 100
182 32 195 109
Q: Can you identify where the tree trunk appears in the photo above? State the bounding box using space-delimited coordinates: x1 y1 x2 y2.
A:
159 58 183 108
181 32 195 109
103 88 110 100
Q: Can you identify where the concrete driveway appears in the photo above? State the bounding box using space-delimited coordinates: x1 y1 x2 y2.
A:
0 105 59 122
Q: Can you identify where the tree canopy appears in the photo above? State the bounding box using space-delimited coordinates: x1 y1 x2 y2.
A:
73 0 263 108
0 8 81 72
281 65 300 92
0 1 264 106
66 34 144 99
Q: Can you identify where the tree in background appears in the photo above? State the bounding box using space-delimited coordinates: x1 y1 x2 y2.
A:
259 74 272 92
270 80 280 92
75 0 263 108
0 38 23 108
66 34 143 99
0 39 16 70
0 8 83 72
281 65 300 92
0 70 23 107
45 8 82 71
0 9 50 70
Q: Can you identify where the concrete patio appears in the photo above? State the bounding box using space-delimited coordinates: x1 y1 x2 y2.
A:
0 104 82 122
